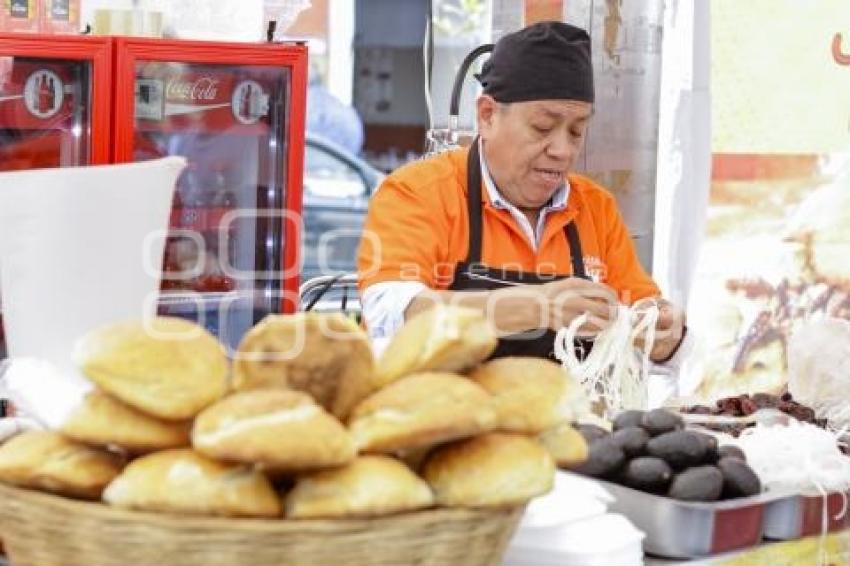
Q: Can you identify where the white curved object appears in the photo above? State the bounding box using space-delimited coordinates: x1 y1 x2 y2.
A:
0 157 185 384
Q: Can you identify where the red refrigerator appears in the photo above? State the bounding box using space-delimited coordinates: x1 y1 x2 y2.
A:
0 33 112 358
0 33 111 169
0 34 307 355
112 37 307 352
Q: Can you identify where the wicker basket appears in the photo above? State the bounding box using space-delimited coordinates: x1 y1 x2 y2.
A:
0 483 524 566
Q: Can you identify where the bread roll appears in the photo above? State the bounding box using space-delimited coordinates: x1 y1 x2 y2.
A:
285 456 433 518
74 317 228 420
61 390 191 453
376 305 497 387
423 433 555 507
468 357 585 434
232 313 376 420
349 372 497 453
0 431 123 499
103 449 280 518
192 389 356 472
538 423 589 468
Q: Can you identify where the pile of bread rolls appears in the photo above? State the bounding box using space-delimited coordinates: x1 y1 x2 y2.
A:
0 306 589 519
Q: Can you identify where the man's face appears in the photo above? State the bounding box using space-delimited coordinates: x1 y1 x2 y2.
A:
477 96 592 209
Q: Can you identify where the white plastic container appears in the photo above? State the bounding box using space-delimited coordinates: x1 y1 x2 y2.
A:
503 472 644 566
504 513 645 566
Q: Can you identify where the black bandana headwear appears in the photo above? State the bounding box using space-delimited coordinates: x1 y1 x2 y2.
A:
476 21 594 104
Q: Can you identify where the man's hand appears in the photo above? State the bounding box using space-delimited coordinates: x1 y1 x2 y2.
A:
405 278 619 338
540 278 619 336
647 299 686 363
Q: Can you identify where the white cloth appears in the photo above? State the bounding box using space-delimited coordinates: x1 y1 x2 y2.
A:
652 0 712 308
0 359 46 443
361 141 568 346
0 358 90 431
648 330 694 406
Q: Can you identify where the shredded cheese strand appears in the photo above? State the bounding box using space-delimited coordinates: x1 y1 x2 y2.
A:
554 300 660 414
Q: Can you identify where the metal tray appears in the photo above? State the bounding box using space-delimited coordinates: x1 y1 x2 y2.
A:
594 477 793 559
763 490 850 540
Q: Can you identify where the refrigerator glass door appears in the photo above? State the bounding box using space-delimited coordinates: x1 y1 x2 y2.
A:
130 61 291 352
0 56 92 171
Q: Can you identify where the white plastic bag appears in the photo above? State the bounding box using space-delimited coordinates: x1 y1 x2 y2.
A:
788 317 850 428
0 360 45 443
264 0 312 38
138 0 311 42
140 0 265 42
0 358 86 433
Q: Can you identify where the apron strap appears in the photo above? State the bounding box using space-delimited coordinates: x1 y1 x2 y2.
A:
466 138 484 264
566 221 588 280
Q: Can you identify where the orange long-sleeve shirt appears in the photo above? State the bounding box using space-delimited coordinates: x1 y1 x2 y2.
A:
357 147 659 305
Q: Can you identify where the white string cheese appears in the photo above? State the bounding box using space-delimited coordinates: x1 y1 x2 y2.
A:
553 299 660 414
730 421 850 496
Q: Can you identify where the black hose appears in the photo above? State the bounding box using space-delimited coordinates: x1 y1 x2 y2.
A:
449 44 494 118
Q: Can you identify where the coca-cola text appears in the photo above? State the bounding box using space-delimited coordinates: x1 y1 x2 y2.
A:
166 77 220 101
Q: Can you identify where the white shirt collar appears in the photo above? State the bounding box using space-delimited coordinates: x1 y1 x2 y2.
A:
477 139 570 250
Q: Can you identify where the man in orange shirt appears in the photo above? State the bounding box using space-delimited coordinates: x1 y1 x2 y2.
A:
358 21 686 361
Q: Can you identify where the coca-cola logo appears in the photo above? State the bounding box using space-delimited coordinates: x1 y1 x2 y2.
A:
23 69 64 119
231 80 268 125
166 77 220 101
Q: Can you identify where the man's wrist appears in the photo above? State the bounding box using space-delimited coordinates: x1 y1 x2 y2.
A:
651 324 688 364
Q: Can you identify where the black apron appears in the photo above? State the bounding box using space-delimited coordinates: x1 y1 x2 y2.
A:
449 140 590 359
